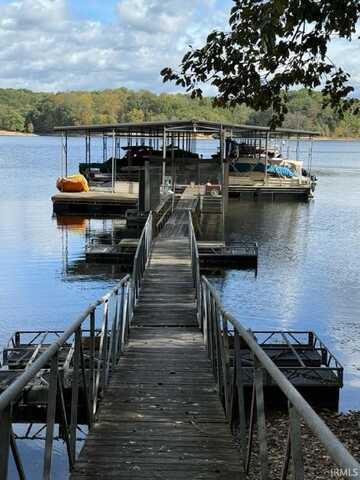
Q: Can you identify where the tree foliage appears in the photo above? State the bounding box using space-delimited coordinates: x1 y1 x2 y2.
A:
0 87 359 137
161 0 360 127
0 106 25 132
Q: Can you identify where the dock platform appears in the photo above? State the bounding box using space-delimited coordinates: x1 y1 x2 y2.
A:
228 183 312 200
52 191 137 215
85 239 258 270
232 331 343 410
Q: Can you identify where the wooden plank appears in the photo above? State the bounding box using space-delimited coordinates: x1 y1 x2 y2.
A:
72 209 240 480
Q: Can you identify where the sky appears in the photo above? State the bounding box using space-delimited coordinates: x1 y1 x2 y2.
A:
0 0 359 95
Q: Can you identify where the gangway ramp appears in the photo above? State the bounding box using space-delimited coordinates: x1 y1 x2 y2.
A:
71 205 242 479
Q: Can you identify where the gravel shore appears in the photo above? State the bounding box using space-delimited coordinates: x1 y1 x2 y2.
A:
237 410 360 479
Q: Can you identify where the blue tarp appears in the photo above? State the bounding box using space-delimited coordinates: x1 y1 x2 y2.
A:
267 165 294 177
231 162 294 178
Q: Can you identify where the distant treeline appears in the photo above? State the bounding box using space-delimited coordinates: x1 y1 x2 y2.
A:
0 87 359 137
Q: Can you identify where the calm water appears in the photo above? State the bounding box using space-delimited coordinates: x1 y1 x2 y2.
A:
0 136 359 478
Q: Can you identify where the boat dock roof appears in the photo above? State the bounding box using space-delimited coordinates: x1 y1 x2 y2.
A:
54 119 320 137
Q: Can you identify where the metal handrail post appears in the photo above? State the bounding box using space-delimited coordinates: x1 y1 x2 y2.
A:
0 275 132 478
200 275 360 478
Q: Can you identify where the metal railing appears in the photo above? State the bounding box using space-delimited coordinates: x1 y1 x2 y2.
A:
188 211 201 325
0 275 132 480
200 276 360 479
131 212 153 305
153 194 175 233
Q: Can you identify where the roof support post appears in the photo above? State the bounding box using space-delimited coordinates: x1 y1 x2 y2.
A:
61 133 64 177
264 132 270 186
258 137 262 165
103 134 107 163
65 132 68 177
220 128 228 238
171 133 175 195
112 130 116 194
162 128 167 193
60 132 68 177
308 136 313 176
296 135 301 185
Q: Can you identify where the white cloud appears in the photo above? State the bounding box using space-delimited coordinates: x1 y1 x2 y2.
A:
0 0 358 95
0 0 226 92
117 0 193 34
328 32 360 94
0 0 68 31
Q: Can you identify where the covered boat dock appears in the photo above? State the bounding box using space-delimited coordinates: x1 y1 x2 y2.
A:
52 120 320 215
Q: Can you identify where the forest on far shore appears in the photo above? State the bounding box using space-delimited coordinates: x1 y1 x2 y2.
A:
0 87 359 137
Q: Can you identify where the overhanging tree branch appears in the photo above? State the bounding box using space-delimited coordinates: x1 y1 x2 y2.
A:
161 0 360 127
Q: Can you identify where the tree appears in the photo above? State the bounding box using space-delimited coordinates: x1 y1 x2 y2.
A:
25 120 34 134
28 98 74 132
0 106 25 131
161 0 360 127
125 108 145 123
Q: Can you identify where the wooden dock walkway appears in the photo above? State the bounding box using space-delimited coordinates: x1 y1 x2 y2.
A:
71 206 242 479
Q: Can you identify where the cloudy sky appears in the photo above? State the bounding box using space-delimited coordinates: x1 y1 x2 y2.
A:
0 0 359 94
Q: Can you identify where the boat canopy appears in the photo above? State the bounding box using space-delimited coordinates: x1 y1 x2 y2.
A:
54 119 320 139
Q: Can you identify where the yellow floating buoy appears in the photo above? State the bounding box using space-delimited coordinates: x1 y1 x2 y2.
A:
56 174 89 193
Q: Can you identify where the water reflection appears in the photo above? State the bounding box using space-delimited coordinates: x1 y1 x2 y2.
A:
215 145 360 411
1 137 360 478
55 215 140 281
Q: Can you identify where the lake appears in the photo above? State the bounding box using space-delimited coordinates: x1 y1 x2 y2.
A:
0 135 359 478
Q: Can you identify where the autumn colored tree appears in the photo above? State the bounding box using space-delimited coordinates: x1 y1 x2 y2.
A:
0 86 359 136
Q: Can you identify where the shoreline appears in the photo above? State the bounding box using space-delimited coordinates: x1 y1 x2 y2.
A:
241 409 360 479
315 136 360 141
0 130 359 141
0 130 37 136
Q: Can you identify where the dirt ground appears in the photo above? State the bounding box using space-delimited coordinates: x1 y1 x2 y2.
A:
235 410 360 479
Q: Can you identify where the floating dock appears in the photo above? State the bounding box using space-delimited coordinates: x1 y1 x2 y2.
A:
85 239 258 270
228 184 313 200
233 331 343 410
0 328 342 422
52 191 137 215
228 173 315 201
